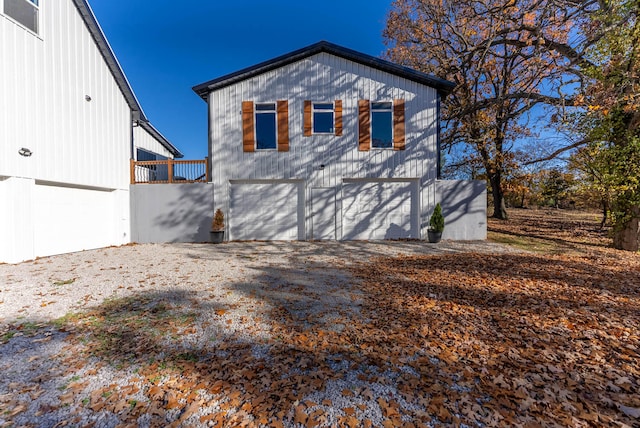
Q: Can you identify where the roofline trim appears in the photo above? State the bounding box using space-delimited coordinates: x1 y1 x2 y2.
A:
192 41 455 99
71 0 147 122
138 121 184 158
72 0 182 158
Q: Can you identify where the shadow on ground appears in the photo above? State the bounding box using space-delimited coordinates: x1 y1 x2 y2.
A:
1 246 639 427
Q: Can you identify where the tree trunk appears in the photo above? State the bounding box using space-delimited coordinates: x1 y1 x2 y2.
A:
600 198 609 230
613 205 640 251
490 173 508 219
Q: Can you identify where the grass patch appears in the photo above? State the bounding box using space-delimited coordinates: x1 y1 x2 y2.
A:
52 293 199 363
487 230 560 254
0 331 16 343
487 208 611 255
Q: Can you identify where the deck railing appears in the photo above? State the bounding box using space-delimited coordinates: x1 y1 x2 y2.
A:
130 158 209 184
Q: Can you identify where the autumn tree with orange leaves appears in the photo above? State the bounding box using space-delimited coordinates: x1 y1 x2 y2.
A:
384 0 582 219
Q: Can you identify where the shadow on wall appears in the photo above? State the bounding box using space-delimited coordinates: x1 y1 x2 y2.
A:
130 183 214 243
436 180 487 240
132 64 444 242
208 59 439 241
384 223 410 239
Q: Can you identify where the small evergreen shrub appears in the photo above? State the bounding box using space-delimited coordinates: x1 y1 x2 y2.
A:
429 203 445 232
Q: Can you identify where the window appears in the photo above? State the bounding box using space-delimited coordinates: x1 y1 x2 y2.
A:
371 102 393 148
4 0 39 34
135 149 168 181
242 101 289 152
313 103 334 134
358 99 405 151
136 148 167 162
304 100 342 136
255 103 277 150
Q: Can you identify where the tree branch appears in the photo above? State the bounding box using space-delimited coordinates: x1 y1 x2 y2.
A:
524 139 589 165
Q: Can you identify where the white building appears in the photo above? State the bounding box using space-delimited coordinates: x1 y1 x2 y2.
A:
0 0 182 263
193 41 486 241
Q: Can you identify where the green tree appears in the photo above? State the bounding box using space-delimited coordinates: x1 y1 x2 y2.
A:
540 168 575 208
580 0 640 250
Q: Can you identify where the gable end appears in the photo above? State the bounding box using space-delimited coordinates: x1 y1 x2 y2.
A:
192 41 455 99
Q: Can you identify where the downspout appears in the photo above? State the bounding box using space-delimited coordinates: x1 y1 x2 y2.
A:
436 94 442 180
130 113 136 161
207 93 213 183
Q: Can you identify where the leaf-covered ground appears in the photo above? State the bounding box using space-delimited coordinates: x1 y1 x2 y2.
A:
0 210 638 427
488 208 612 254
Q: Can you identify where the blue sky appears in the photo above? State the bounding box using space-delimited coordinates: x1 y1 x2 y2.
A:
90 0 393 159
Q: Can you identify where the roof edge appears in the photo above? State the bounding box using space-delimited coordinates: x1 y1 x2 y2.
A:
192 41 455 99
72 0 183 159
71 0 147 122
138 121 184 159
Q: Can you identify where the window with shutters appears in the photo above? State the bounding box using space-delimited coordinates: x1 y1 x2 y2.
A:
242 101 289 152
313 103 334 134
371 102 393 148
304 100 343 137
255 103 277 150
358 99 405 151
3 0 39 34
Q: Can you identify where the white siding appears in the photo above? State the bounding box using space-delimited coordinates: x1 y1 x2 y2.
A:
209 53 440 239
0 0 131 190
133 126 174 160
229 181 304 241
0 0 137 262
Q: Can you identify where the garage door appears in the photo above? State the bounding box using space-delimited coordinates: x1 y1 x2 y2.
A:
342 180 419 240
229 181 303 240
33 183 119 257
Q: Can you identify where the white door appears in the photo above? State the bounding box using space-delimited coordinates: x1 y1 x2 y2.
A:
229 182 303 240
33 183 118 257
342 180 419 240
311 188 336 240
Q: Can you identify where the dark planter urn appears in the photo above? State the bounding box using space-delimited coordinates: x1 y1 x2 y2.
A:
210 231 224 244
427 230 442 243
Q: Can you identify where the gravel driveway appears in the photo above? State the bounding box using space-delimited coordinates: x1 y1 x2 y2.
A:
0 240 511 427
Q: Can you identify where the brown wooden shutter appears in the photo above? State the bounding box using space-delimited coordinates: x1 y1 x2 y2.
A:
277 100 289 152
358 100 370 151
303 100 312 137
334 100 343 136
393 99 405 151
242 101 255 152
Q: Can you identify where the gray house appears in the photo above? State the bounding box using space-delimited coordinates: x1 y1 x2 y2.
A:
193 41 486 241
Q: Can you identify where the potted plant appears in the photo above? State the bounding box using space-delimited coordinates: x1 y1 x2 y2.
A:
210 208 225 244
428 203 445 243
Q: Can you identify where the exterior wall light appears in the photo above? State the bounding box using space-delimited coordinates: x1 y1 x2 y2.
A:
85 95 92 102
19 148 33 157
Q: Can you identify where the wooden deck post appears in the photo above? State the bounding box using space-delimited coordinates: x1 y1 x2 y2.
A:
205 157 210 183
168 159 174 183
130 159 135 184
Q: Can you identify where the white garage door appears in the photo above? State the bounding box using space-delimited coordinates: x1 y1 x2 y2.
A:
229 181 303 240
342 180 419 240
33 183 119 257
